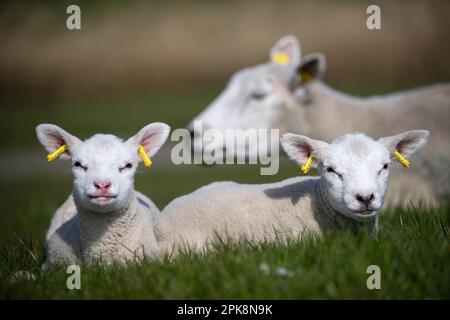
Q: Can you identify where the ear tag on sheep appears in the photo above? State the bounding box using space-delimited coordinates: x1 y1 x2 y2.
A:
301 154 314 174
394 150 410 168
299 71 313 83
47 144 68 162
272 52 290 65
138 145 152 167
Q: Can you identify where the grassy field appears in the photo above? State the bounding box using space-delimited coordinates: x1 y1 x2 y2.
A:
0 86 449 299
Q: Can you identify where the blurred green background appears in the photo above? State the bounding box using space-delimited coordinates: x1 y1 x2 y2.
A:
1 0 449 222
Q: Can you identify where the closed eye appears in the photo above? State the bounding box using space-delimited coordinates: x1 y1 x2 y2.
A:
326 166 342 178
119 163 133 172
250 91 267 100
73 161 87 171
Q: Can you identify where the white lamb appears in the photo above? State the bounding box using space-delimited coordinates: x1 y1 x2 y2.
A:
155 130 429 253
36 122 170 269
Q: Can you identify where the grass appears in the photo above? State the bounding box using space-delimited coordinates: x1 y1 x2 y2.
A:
0 170 449 299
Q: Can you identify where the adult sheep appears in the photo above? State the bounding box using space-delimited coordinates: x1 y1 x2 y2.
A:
156 130 429 254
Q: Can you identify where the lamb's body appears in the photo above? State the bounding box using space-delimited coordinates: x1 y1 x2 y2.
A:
156 177 368 253
293 81 450 204
44 191 160 268
157 130 429 254
295 82 450 147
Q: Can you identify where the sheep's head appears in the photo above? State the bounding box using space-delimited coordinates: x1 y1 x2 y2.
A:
36 123 170 213
281 130 430 220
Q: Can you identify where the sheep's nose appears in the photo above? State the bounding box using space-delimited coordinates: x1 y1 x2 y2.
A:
355 193 375 205
94 181 112 192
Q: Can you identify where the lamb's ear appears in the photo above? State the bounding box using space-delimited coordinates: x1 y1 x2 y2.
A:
127 122 170 158
378 130 430 158
297 53 326 84
281 133 329 167
36 124 81 160
270 35 301 66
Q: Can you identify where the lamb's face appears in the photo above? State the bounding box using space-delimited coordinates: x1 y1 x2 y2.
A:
321 134 390 219
281 130 430 221
70 135 138 213
36 122 170 214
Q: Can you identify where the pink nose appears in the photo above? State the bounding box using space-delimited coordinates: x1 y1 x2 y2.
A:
93 181 112 192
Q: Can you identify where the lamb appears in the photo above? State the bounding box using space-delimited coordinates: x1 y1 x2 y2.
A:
155 130 429 253
187 35 450 206
36 122 170 269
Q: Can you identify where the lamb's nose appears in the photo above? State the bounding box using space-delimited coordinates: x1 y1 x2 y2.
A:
355 193 375 205
94 181 112 192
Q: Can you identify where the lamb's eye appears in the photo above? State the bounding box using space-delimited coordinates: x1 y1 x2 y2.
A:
251 92 266 100
73 161 87 170
119 163 133 172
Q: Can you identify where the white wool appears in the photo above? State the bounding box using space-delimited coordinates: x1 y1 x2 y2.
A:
155 130 429 253
36 122 170 268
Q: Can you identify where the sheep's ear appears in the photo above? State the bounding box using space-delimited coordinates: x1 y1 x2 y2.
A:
297 53 326 84
127 122 170 158
270 35 301 66
36 124 81 160
378 130 430 158
281 133 329 167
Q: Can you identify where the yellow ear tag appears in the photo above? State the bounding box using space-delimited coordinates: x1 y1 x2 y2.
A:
394 150 410 168
47 144 68 162
301 154 314 174
299 71 313 83
138 145 152 167
272 52 290 65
